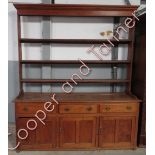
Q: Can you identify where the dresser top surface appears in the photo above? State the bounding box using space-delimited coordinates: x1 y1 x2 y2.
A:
15 92 140 103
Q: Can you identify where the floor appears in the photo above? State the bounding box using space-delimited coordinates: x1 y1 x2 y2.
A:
8 123 146 155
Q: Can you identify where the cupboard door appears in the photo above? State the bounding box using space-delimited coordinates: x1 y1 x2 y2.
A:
36 118 57 149
99 117 136 148
60 117 97 148
99 117 116 148
16 118 36 149
60 117 76 148
16 117 57 150
78 117 96 148
115 117 136 147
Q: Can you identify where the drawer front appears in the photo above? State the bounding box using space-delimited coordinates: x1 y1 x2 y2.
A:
59 104 97 114
100 103 139 113
16 103 56 114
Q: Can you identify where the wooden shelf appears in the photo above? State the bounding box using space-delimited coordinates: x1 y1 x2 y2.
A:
14 4 138 17
20 60 130 64
20 38 131 44
14 3 137 93
21 79 129 83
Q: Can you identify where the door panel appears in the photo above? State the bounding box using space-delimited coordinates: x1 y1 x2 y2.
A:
99 117 115 147
117 119 132 142
36 119 57 148
60 118 76 147
62 119 76 144
78 118 96 147
115 117 136 147
16 118 36 147
79 120 93 143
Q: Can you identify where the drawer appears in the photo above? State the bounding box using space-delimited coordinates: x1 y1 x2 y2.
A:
100 103 139 113
16 102 56 114
59 104 97 114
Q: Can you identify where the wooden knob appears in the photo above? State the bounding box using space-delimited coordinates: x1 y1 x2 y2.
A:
87 107 92 111
126 106 132 110
105 106 111 111
23 107 28 112
64 108 70 112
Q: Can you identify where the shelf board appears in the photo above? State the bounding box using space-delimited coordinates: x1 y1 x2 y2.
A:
20 60 130 64
21 79 130 83
20 38 131 44
14 4 138 17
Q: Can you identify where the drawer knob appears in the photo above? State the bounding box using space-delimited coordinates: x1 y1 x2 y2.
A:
64 108 70 112
23 107 28 112
126 106 132 110
105 106 111 111
87 107 92 111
